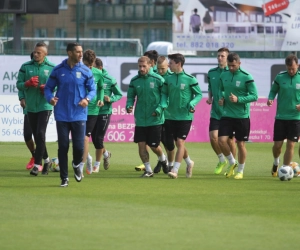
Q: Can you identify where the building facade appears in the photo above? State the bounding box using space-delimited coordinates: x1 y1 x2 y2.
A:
2 0 173 55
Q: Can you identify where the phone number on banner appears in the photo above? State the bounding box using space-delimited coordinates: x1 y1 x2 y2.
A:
1 128 23 137
175 41 235 50
104 130 134 142
173 34 255 51
189 41 235 49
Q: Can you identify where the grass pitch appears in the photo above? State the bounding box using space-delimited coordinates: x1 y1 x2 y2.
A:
1 141 300 250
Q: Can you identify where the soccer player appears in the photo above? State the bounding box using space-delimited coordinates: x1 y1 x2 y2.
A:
19 91 35 170
206 47 236 174
267 54 300 177
44 42 96 187
19 52 52 171
135 49 164 172
19 52 35 170
144 50 159 73
161 53 202 179
218 52 258 179
78 50 104 176
16 42 55 176
88 58 123 173
153 56 175 173
126 56 167 177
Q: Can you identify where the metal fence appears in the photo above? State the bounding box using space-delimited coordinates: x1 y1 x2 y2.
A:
0 37 144 56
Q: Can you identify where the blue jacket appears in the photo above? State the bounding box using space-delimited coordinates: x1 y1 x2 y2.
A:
44 59 96 122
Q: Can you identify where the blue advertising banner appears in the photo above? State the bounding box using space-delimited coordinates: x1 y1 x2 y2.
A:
172 0 300 51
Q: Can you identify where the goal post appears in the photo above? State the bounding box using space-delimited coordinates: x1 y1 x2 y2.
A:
0 37 144 56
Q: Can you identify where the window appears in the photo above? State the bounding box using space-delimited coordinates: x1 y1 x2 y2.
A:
276 26 283 33
250 14 256 22
227 12 236 22
238 13 247 22
236 27 246 33
270 16 275 23
257 26 264 33
216 11 226 22
35 28 47 38
257 14 263 23
90 29 111 47
116 28 124 47
227 27 246 33
91 29 111 38
55 28 67 49
143 28 165 47
59 0 68 10
116 28 124 38
265 26 274 34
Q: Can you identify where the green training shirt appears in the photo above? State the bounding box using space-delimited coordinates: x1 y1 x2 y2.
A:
126 71 165 127
219 67 258 119
160 69 174 120
153 65 158 73
268 71 300 120
16 57 55 113
162 70 202 121
88 67 104 115
207 66 228 120
99 68 123 115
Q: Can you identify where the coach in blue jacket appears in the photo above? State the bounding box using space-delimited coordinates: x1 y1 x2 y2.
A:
45 42 96 187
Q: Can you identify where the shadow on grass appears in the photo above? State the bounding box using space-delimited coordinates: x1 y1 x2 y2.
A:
0 184 66 188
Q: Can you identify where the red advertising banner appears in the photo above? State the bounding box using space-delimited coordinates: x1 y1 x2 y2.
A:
262 0 289 16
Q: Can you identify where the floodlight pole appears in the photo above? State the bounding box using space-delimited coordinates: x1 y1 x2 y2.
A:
13 13 22 53
76 0 80 42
